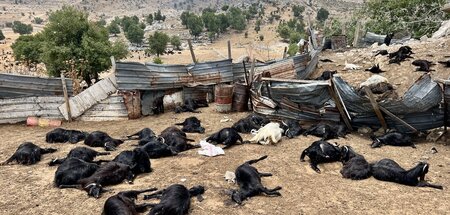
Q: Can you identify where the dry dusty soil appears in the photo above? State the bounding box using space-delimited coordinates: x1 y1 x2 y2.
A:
0 106 448 215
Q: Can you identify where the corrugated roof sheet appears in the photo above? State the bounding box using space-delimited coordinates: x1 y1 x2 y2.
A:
0 73 73 98
0 96 65 124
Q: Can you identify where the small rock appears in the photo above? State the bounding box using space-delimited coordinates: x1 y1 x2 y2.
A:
420 35 428 41
431 147 438 154
180 178 187 182
373 127 386 136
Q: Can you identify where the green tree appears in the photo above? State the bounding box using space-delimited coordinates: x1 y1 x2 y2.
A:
33 17 44 24
289 32 302 44
96 19 106 26
277 24 291 41
125 23 144 44
208 31 215 42
121 16 139 32
0 30 4 40
187 14 203 37
228 7 246 31
107 21 121 35
217 13 230 33
202 10 219 33
27 6 127 83
171 35 181 50
148 31 170 57
316 8 329 22
153 57 163 64
154 9 165 21
180 11 191 27
12 21 33 35
292 5 305 18
221 5 229 11
146 14 153 25
287 43 298 56
11 34 42 65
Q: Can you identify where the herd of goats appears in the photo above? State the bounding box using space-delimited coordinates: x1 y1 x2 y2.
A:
1 43 449 214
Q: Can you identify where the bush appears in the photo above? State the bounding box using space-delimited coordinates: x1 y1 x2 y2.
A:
33 17 43 24
153 57 163 64
148 31 170 57
12 21 33 35
316 8 329 22
287 43 298 56
171 35 181 50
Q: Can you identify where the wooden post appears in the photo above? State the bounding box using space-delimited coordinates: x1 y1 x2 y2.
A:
227 40 232 60
364 86 387 130
282 47 287 59
379 106 418 133
242 61 249 86
187 39 197 63
60 73 72 122
352 21 362 47
329 79 353 131
110 56 116 73
249 59 256 86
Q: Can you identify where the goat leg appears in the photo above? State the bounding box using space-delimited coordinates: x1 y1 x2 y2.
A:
310 162 321 173
261 186 282 196
300 149 308 162
1 155 16 165
59 184 82 189
93 159 111 165
143 190 164 200
258 172 273 177
417 181 444 190
135 203 158 212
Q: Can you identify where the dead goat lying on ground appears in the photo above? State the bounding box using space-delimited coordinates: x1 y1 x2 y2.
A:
46 128 89 144
206 127 244 149
438 60 450 67
365 64 385 74
249 122 284 145
388 46 414 64
174 98 208 113
280 119 304 139
59 161 135 198
49 147 110 166
300 141 342 173
303 122 348 140
102 188 158 215
113 147 152 176
54 158 100 188
127 128 161 146
143 184 205 215
84 131 124 151
175 116 205 133
370 132 415 148
228 155 282 204
231 114 270 133
339 146 371 180
412 59 435 72
371 159 443 189
1 142 57 165
160 127 199 153
140 140 178 159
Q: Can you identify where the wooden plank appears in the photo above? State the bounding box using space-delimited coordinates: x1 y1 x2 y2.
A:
188 39 197 63
328 80 353 131
364 86 388 130
60 73 72 122
379 106 418 133
227 40 232 59
282 47 287 59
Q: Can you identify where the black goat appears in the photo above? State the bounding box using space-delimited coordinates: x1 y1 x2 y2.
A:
113 147 152 176
102 188 158 215
127 128 156 140
365 64 385 74
375 50 389 56
371 132 415 148
175 116 205 133
339 146 371 180
160 127 198 153
152 95 165 115
174 98 208 113
140 141 178 158
412 60 435 72
300 141 342 173
280 119 304 138
232 114 269 133
206 128 244 149
384 33 394 46
143 184 205 215
229 155 282 204
54 158 100 187
438 60 450 67
303 123 348 140
1 142 56 165
388 46 414 64
371 159 443 189
46 128 89 143
60 161 135 198
84 131 124 151
319 59 334 63
315 70 336 80
49 147 110 166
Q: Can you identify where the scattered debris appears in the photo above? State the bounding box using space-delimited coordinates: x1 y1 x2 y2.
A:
198 140 225 157
224 171 236 183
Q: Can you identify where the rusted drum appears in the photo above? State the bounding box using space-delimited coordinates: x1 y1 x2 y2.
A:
215 84 234 113
232 83 250 112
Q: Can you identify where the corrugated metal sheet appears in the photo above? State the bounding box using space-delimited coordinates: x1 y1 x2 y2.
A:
0 96 64 124
183 86 214 101
0 73 73 98
115 59 233 90
58 76 118 120
297 48 320 79
77 95 128 121
232 62 269 82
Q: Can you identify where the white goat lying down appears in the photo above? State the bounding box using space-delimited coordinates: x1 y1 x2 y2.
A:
250 122 284 145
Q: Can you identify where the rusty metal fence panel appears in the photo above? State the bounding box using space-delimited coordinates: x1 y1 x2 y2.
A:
0 73 73 98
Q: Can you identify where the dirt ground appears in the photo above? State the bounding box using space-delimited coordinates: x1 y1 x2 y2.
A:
0 106 448 215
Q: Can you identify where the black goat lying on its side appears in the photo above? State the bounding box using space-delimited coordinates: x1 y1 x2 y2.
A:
175 116 205 133
303 123 348 140
438 60 450 67
59 161 135 198
127 128 156 140
339 146 371 180
388 46 414 64
206 128 244 149
229 155 282 204
54 158 100 187
113 147 152 176
160 127 198 153
412 59 435 72
371 132 415 148
143 184 205 215
84 131 124 151
1 142 57 165
365 64 385 74
280 119 304 139
371 159 443 189
102 188 158 215
174 98 208 113
140 140 178 159
46 128 89 144
232 114 270 133
300 141 342 173
49 147 110 166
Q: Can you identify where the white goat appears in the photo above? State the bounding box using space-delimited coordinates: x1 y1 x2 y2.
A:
344 61 362 70
250 122 284 145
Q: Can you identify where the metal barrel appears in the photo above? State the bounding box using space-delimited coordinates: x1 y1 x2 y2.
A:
232 83 250 112
215 84 234 113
